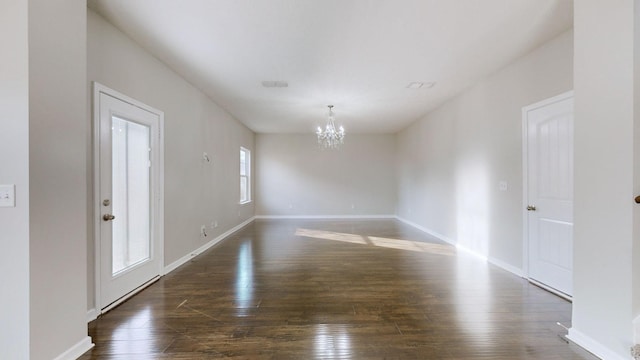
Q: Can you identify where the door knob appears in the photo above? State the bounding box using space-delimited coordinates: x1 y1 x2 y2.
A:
635 196 640 204
527 205 536 211
103 214 116 221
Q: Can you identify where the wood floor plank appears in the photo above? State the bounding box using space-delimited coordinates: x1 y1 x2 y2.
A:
79 219 597 359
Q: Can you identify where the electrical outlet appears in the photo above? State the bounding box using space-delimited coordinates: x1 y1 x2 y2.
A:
0 184 15 207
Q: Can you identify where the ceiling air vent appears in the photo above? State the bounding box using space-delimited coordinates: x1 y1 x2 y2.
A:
406 81 436 89
261 81 288 88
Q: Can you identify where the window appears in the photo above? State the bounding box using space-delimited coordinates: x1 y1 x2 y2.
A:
240 147 251 204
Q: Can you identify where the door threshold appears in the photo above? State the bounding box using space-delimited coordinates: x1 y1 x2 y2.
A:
100 276 160 315
528 278 572 302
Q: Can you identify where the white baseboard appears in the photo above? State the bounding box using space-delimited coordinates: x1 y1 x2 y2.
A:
86 308 98 323
394 216 456 245
634 315 640 344
254 214 396 220
567 327 627 360
395 216 525 278
454 242 488 261
489 256 524 277
52 336 94 360
164 217 255 274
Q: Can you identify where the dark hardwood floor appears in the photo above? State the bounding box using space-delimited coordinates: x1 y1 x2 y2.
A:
80 219 597 359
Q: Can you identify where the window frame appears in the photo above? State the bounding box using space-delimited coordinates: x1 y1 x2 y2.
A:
239 146 251 204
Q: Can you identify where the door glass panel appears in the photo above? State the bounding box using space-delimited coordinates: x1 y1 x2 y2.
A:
111 115 151 275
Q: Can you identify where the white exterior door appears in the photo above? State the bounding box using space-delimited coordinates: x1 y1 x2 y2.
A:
95 84 164 311
524 92 574 297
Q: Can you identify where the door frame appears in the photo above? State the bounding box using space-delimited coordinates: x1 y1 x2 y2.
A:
93 82 165 314
521 90 573 297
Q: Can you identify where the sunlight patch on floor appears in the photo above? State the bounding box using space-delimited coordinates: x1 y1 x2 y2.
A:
295 228 368 245
295 228 455 256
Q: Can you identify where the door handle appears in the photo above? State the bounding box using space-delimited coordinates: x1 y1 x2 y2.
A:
103 214 116 221
527 205 536 211
635 196 640 204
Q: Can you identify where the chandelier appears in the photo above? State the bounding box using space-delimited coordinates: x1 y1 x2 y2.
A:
316 105 345 149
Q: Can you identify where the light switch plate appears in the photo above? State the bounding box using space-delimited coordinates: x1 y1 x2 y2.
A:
0 184 16 207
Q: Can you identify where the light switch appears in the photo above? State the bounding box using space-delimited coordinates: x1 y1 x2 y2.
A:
0 184 16 207
498 181 508 192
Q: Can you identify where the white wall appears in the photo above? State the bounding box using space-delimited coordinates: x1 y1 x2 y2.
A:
256 134 396 216
635 0 640 346
396 30 573 271
87 10 255 309
570 1 636 359
0 0 30 359
28 0 91 359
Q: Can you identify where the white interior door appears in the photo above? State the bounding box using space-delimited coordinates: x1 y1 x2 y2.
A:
524 92 574 297
95 84 164 311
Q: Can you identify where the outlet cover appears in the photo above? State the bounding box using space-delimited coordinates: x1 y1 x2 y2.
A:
0 184 15 207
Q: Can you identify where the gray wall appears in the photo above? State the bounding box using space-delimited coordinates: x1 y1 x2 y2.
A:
571 1 636 358
29 0 90 359
256 134 396 216
396 30 573 272
87 10 255 311
0 1 30 358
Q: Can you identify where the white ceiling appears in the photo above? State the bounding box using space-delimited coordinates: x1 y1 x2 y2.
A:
88 0 573 134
